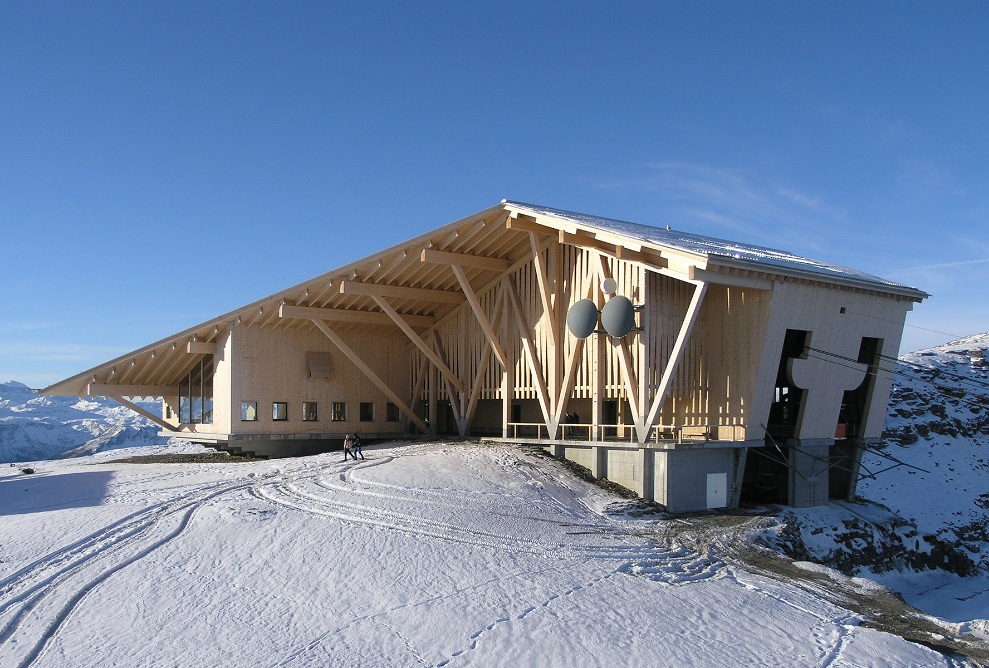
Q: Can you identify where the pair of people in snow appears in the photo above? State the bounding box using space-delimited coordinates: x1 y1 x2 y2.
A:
343 433 364 461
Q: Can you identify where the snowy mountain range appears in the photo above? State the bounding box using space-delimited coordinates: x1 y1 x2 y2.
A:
0 381 171 463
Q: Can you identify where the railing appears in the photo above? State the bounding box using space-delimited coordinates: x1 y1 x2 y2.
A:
506 422 553 439
506 422 747 444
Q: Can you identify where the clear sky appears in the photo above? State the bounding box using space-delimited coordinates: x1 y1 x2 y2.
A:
2 1 988 388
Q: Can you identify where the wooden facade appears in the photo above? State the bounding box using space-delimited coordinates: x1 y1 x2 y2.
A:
42 201 926 511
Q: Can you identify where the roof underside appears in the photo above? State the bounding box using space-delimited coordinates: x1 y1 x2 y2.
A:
41 201 927 397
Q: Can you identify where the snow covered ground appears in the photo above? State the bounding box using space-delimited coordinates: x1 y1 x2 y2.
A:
0 441 961 667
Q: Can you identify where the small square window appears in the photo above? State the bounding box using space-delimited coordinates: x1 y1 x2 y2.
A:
241 401 258 421
302 402 318 421
272 402 288 421
386 402 401 422
359 402 375 422
331 402 347 422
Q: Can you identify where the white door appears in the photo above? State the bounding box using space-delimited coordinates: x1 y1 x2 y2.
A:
706 472 728 509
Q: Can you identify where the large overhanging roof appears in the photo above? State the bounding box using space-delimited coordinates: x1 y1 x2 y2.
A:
41 200 927 398
508 201 927 298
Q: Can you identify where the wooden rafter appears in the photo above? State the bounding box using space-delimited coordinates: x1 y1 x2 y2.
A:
594 253 643 430
426 330 465 432
420 249 511 272
528 231 559 347
503 275 554 434
372 296 465 394
409 355 429 408
280 304 436 329
553 260 598 424
505 214 555 236
561 230 669 274
450 264 508 368
339 280 465 305
187 341 217 355
465 288 504 425
689 267 774 291
88 384 173 398
642 280 709 441
113 397 178 432
309 318 429 433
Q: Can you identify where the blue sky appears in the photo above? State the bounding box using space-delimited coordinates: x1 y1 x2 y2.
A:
2 1 988 388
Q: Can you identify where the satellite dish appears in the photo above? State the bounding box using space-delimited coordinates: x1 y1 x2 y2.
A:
601 277 618 295
601 296 636 338
566 299 599 339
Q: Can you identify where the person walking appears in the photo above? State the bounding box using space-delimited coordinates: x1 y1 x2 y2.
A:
352 433 365 460
343 434 354 462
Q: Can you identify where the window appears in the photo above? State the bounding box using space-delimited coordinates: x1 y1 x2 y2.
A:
303 402 318 422
359 402 375 422
241 401 258 421
272 402 288 421
386 402 401 422
178 354 214 425
331 402 347 422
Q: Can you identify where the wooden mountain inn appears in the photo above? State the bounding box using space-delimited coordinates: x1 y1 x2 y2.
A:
42 201 927 512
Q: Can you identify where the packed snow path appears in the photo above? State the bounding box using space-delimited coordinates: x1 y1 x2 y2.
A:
0 442 953 666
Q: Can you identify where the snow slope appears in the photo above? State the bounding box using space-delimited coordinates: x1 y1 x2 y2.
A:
0 381 171 464
0 441 952 667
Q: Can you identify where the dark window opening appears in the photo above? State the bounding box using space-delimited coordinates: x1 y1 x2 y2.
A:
766 329 809 440
303 402 318 422
360 402 375 422
386 402 401 422
179 354 214 425
272 402 288 421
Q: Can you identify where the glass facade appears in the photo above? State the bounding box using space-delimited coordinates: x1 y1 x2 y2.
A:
178 355 214 425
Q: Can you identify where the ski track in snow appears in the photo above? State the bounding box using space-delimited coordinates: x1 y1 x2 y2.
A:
248 447 739 667
0 442 953 667
0 477 255 668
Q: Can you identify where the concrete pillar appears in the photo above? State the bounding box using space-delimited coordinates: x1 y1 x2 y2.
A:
640 448 655 501
788 440 831 508
590 446 606 479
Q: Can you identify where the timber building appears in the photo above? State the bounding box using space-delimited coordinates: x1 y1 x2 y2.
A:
42 201 927 512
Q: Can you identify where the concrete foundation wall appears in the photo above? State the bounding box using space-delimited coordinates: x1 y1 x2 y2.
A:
605 448 645 497
663 448 736 514
563 445 598 474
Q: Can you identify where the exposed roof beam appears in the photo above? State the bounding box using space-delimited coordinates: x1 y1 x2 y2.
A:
339 280 465 305
118 397 178 432
187 341 217 355
503 275 555 434
528 231 559 348
642 281 709 441
505 214 556 236
449 265 508 368
279 304 436 329
420 249 510 272
87 384 173 398
689 267 774 291
308 318 430 434
559 231 669 272
371 296 465 394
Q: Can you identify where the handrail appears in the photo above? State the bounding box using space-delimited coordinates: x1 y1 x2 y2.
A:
507 421 747 444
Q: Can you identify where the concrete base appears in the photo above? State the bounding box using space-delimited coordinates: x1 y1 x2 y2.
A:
521 438 746 513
